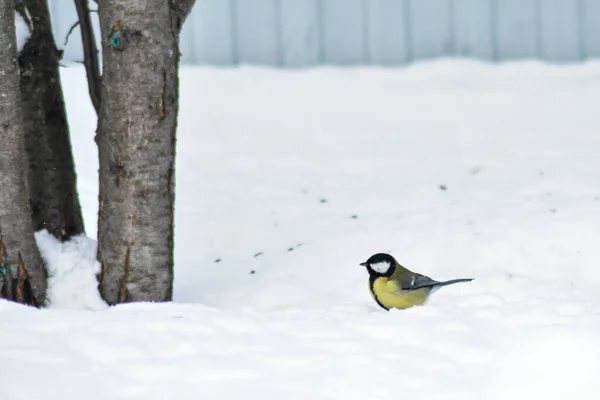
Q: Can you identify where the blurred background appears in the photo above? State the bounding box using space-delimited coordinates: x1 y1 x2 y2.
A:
49 0 600 67
5 2 600 398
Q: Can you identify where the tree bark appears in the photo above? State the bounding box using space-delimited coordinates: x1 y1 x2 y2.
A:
0 0 46 306
19 0 85 241
96 0 194 304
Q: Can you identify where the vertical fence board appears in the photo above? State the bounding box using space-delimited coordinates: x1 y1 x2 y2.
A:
454 0 494 60
582 0 600 58
408 0 454 59
322 0 367 64
47 0 597 66
539 0 581 61
178 13 195 64
496 0 538 59
366 0 410 65
189 0 235 65
280 0 320 66
235 0 279 65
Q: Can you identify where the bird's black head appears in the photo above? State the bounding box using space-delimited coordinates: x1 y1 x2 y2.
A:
360 253 396 277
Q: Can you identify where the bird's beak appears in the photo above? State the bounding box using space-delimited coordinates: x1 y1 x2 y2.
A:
359 262 368 267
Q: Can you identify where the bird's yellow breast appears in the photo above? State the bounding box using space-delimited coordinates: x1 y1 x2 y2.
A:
369 277 430 310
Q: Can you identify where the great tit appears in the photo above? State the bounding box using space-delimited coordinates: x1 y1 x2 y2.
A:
360 253 473 310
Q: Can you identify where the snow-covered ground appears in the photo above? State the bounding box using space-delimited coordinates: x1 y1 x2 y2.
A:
2 60 600 399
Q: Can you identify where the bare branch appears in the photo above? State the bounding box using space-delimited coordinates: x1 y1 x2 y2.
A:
74 0 101 114
169 0 197 33
14 0 33 32
63 20 80 46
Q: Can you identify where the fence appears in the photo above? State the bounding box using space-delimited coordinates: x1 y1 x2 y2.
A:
48 0 600 66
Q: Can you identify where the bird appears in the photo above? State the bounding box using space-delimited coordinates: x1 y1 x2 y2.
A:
360 253 473 311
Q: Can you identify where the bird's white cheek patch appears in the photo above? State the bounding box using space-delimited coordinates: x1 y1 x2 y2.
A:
370 261 391 274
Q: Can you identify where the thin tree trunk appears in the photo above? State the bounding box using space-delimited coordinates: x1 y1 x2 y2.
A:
74 0 101 115
19 0 85 241
0 0 46 306
96 0 194 304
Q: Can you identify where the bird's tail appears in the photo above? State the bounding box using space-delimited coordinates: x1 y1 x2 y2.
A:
433 278 474 287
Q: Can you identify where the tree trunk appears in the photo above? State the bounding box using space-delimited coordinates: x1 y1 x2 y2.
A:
0 0 46 306
18 0 85 241
96 0 194 304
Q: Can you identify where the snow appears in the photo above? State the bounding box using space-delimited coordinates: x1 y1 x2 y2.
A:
35 231 107 311
486 330 600 400
3 59 600 398
14 10 31 52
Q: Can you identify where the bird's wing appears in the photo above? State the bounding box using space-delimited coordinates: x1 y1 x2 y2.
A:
400 273 440 291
